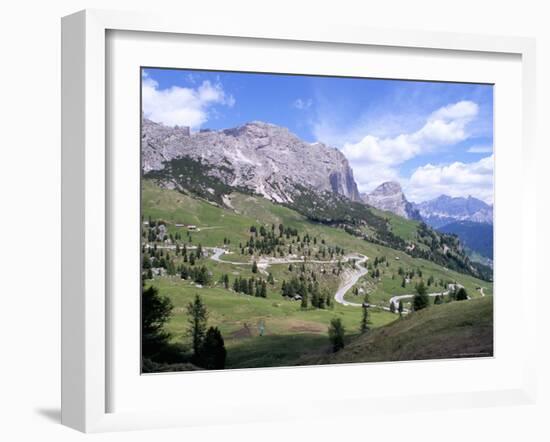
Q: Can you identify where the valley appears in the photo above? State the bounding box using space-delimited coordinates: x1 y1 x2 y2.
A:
141 179 493 371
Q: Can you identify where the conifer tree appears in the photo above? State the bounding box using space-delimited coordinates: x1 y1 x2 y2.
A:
186 294 208 358
200 327 226 370
413 280 429 311
360 295 369 333
329 318 345 352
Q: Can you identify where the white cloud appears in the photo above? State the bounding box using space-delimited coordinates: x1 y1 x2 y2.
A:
405 155 494 204
293 98 313 110
142 76 234 128
352 164 401 194
467 145 493 153
340 101 479 192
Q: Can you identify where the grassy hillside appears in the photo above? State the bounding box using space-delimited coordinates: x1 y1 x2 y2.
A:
142 180 493 306
148 278 396 369
141 180 493 370
308 296 493 365
146 156 491 281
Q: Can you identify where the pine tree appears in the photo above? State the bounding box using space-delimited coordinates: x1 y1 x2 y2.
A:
360 303 369 333
326 290 332 309
329 318 345 352
413 280 429 311
298 281 307 299
301 290 308 309
252 260 258 274
398 300 404 318
200 327 226 369
455 287 468 301
310 282 320 308
186 294 208 358
260 280 267 298
223 274 229 289
141 285 174 359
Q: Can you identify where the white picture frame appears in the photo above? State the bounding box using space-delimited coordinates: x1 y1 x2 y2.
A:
61 9 538 433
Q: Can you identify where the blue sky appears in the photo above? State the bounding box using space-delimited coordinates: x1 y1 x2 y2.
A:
142 68 494 203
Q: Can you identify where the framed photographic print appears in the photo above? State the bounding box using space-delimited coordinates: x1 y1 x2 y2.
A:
139 67 495 372
61 9 538 432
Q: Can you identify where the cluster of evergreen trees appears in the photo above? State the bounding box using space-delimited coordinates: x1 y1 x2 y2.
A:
412 280 469 312
142 241 207 281
232 276 267 298
238 223 342 261
141 288 227 371
281 277 331 309
186 294 226 369
142 246 177 278
180 265 211 285
174 243 202 261
240 223 298 256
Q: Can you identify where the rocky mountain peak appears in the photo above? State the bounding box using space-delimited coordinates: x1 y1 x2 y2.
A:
141 118 360 203
361 181 422 220
370 181 403 195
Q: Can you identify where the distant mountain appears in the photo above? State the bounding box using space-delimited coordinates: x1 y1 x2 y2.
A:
413 195 493 228
437 221 493 260
361 182 422 221
141 118 360 203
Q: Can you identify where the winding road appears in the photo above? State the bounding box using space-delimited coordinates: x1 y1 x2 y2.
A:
333 255 369 307
205 247 474 314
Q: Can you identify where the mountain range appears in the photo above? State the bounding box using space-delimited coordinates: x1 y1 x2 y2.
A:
142 118 360 204
413 195 493 228
142 118 493 274
142 118 493 228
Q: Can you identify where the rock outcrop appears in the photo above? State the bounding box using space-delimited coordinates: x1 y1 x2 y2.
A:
142 118 360 203
361 181 422 220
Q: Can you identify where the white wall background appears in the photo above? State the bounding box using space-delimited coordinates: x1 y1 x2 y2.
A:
0 1 547 441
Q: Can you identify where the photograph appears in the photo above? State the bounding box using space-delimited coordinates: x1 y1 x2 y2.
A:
140 67 494 373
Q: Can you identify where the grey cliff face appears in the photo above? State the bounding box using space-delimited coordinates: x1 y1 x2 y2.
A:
361 181 422 220
141 118 360 203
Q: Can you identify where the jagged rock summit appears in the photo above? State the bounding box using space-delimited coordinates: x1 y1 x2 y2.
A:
142 118 360 203
361 181 422 220
413 195 493 228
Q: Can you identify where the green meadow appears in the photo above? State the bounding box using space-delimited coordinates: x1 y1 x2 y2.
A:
142 180 493 369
